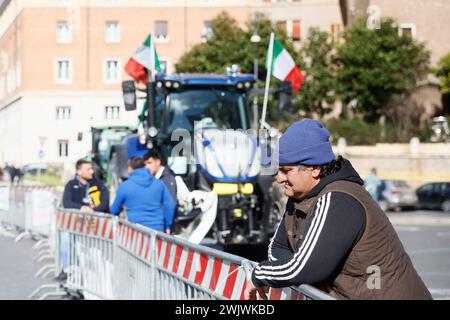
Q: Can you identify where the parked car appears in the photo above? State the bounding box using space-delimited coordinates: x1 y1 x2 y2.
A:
416 182 450 212
378 180 418 212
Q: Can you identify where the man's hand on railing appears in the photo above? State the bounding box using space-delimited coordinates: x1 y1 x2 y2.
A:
244 279 268 300
165 229 171 235
80 206 93 213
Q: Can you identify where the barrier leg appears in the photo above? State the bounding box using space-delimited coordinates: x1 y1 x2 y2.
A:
33 239 49 250
34 249 53 261
14 230 30 243
38 291 68 300
37 253 55 263
29 284 67 300
35 264 56 278
150 231 157 300
37 266 56 279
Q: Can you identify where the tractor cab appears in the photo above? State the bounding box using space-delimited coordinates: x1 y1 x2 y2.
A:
151 74 255 180
116 70 291 245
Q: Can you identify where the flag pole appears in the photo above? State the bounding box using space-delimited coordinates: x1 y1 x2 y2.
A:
150 32 156 81
261 32 274 130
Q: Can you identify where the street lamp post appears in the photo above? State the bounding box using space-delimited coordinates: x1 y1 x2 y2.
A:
251 30 261 130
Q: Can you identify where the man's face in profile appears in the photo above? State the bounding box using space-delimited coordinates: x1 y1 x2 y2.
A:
276 165 316 199
145 157 161 175
77 163 94 181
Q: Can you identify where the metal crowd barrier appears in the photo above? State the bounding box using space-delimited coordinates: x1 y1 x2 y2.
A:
59 209 116 299
0 185 65 300
28 205 335 300
0 185 57 242
1 186 27 235
137 222 251 300
2 186 326 301
114 221 157 299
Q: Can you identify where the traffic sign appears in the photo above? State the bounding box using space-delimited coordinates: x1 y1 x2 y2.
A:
38 136 47 147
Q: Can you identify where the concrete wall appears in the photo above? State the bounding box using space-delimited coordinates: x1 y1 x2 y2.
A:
335 142 450 188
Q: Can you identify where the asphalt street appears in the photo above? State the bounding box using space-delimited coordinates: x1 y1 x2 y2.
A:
0 224 60 300
1 209 449 300
388 210 450 300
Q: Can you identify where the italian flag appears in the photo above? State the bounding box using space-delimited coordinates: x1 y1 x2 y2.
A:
125 34 161 84
266 35 304 92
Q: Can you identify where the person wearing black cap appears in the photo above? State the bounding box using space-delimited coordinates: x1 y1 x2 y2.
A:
245 119 431 300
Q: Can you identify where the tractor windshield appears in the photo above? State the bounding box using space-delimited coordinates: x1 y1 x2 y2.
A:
165 88 250 133
96 128 133 169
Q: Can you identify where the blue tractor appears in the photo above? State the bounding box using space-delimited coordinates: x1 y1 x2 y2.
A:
108 69 291 245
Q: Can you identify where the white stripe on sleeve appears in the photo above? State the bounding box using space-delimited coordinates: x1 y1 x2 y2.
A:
255 192 332 280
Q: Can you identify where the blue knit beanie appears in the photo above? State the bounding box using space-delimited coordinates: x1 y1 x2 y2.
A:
278 119 335 166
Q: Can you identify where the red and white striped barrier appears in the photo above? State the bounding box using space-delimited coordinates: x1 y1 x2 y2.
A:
31 207 334 300
155 237 248 300
55 208 116 300
117 223 153 262
57 209 114 241
265 287 306 300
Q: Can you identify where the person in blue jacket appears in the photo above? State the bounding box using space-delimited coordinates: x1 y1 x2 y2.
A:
110 156 176 233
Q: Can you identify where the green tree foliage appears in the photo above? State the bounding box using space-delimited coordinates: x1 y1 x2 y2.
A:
175 12 249 73
326 118 397 145
335 18 430 122
294 28 337 117
175 12 297 82
175 12 300 125
437 53 450 94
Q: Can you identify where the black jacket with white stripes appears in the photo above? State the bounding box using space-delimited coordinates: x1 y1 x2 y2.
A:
252 161 366 288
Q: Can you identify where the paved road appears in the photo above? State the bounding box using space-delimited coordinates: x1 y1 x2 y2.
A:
389 210 450 300
227 209 450 300
1 209 449 300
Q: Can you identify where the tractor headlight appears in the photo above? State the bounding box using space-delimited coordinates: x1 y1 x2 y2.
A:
233 208 243 218
148 127 158 137
236 81 254 90
161 80 181 90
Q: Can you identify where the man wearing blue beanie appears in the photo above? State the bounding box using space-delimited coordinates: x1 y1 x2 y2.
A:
245 119 431 300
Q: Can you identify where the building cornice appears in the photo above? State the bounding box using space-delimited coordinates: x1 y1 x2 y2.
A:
0 90 125 111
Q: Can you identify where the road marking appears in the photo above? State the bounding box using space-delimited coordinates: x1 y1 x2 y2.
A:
429 288 450 300
437 232 450 238
388 215 450 226
420 271 450 276
410 247 450 255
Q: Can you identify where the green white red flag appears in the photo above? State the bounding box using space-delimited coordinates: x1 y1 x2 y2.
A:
266 35 304 92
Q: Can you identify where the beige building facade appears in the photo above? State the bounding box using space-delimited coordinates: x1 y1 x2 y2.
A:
0 0 343 170
341 0 450 65
371 0 450 65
